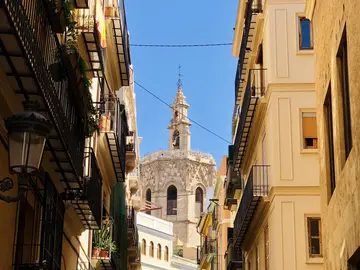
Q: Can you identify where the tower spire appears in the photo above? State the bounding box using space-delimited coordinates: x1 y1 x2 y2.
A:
177 65 183 92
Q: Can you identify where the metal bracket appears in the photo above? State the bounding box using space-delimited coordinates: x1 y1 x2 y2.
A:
0 177 13 192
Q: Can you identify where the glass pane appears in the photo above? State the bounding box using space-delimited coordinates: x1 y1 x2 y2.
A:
300 19 312 48
310 238 320 255
9 132 30 173
310 219 319 236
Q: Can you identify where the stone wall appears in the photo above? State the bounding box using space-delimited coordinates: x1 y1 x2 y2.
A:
311 0 360 268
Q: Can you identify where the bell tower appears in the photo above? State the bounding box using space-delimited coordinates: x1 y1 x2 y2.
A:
168 66 191 150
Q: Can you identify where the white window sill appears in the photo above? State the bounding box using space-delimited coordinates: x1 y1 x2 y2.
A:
297 49 314 55
306 257 324 264
301 148 318 154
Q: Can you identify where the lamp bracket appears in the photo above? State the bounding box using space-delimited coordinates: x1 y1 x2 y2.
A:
0 177 13 192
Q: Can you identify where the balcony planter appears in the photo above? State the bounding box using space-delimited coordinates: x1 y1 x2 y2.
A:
44 0 66 33
92 247 100 257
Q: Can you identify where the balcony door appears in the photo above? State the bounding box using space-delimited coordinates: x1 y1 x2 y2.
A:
262 134 268 194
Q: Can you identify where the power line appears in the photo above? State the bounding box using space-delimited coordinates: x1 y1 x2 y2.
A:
134 81 232 144
130 43 232 48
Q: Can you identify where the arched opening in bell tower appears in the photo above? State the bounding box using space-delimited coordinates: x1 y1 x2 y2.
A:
167 185 177 215
172 130 180 150
195 187 204 216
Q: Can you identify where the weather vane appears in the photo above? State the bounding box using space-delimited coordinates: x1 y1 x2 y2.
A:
177 64 183 90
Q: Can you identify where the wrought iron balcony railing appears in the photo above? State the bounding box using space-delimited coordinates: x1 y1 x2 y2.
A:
200 239 216 263
212 206 218 229
100 98 129 182
234 165 270 247
234 0 263 105
233 69 267 170
226 243 243 270
1 0 88 188
224 146 242 210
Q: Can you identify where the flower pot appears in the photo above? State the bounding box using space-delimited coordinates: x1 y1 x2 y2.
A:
105 6 116 17
92 247 100 257
49 62 64 82
99 249 109 258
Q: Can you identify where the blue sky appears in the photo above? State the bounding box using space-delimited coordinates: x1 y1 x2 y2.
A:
125 0 237 170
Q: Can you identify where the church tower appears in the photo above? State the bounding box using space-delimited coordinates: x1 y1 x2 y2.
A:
168 69 191 150
140 67 216 261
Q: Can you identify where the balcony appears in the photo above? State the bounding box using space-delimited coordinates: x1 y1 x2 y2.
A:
61 148 103 229
226 243 243 270
0 0 89 189
100 98 129 182
234 0 263 105
74 1 105 78
199 239 216 267
127 206 136 244
212 206 218 230
126 131 137 173
233 69 267 170
224 146 242 210
128 223 140 267
234 165 270 247
128 172 139 195
111 0 131 86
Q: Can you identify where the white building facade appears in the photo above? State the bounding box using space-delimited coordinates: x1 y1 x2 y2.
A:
137 212 197 270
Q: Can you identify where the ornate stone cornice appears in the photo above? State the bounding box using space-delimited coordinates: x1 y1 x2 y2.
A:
141 149 215 165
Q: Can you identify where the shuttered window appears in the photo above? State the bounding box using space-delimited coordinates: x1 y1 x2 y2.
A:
302 112 318 149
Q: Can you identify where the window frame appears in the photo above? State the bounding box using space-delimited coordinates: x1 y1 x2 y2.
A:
149 241 154 257
300 110 318 153
157 244 162 260
305 215 323 263
337 27 353 160
298 16 314 51
324 86 336 199
165 246 169 262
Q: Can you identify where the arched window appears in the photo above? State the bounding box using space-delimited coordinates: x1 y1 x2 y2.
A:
167 185 177 215
157 244 162 260
195 187 204 216
165 246 169 261
146 189 151 215
172 130 180 149
142 239 146 255
149 241 154 257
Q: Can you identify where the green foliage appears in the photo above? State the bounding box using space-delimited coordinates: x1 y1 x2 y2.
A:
232 117 237 136
93 220 117 252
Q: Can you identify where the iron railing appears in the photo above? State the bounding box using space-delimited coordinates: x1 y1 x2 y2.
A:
233 69 267 170
118 0 131 69
234 0 263 103
3 0 86 177
126 131 136 152
212 207 218 229
83 148 103 227
13 173 64 269
226 243 243 269
200 240 216 262
127 206 136 230
234 165 269 245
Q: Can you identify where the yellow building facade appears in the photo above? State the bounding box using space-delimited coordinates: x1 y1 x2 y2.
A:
305 0 360 269
0 0 140 269
224 0 324 269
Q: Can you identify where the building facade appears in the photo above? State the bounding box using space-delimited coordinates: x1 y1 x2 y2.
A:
140 83 217 260
305 0 360 269
137 212 198 270
0 0 140 269
224 0 323 269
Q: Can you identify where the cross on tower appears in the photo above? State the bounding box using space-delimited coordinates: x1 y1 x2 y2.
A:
177 65 183 91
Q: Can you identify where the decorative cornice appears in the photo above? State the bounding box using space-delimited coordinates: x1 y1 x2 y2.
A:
141 150 216 165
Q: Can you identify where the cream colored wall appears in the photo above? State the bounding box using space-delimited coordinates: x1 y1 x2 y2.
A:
264 1 314 85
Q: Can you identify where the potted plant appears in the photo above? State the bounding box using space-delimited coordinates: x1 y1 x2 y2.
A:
92 220 117 258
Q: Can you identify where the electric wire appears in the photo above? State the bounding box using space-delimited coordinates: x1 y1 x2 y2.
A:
134 81 232 144
130 43 232 48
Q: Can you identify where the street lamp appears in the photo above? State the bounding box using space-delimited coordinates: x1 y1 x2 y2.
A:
0 110 52 203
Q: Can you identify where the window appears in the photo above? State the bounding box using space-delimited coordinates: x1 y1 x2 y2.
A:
302 112 318 149
348 247 360 270
167 185 177 215
256 244 260 270
172 130 180 149
299 17 313 49
195 187 203 216
307 217 322 257
150 241 154 257
146 189 151 215
157 244 162 260
264 225 270 270
337 28 352 159
324 87 336 196
165 246 169 261
142 239 146 255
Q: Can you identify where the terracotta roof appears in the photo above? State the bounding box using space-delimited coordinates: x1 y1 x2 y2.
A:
218 155 228 176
